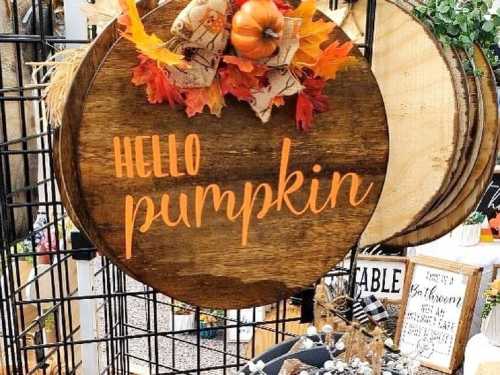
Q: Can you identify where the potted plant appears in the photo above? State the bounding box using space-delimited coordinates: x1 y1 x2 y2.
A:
481 279 500 346
451 211 484 246
199 309 223 339
173 302 195 331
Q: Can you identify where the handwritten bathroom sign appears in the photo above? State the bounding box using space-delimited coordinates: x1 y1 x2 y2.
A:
395 256 482 373
54 0 390 308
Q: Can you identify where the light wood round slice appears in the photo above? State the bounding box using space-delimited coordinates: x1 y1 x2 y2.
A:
341 0 463 247
55 0 389 308
414 51 481 227
387 47 499 246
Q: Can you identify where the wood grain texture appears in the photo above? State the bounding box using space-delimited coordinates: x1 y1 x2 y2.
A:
416 49 480 227
55 0 389 308
387 46 499 247
348 0 462 247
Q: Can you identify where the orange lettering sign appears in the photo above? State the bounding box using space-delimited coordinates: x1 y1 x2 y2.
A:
114 135 373 259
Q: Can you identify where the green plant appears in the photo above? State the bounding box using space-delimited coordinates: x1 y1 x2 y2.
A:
414 0 500 75
481 279 500 318
464 211 486 225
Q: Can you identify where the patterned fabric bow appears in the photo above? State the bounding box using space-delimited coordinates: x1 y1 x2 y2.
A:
166 0 303 122
352 294 389 325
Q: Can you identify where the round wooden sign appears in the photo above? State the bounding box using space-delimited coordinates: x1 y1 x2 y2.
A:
56 0 389 308
341 0 464 247
387 47 499 246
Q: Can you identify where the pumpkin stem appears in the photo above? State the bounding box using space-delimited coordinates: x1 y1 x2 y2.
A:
263 28 280 39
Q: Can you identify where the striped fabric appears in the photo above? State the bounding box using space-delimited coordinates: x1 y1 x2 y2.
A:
351 295 389 325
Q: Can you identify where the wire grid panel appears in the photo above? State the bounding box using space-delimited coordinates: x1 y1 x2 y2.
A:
0 1 375 374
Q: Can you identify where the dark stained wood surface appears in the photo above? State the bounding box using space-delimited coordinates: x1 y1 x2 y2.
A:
56 0 389 308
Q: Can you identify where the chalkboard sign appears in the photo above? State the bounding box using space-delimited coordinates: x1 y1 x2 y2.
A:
355 256 407 302
395 256 482 374
476 172 500 215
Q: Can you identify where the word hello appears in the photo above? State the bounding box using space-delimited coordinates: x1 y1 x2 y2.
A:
113 134 374 259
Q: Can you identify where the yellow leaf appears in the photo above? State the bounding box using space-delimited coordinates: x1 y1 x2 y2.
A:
287 0 335 67
119 0 184 66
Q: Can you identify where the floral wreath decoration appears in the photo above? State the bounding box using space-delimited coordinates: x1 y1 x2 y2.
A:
118 0 356 131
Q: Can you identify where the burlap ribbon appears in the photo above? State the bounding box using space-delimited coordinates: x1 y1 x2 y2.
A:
166 0 303 122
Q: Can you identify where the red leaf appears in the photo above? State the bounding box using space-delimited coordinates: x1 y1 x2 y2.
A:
273 0 292 13
132 55 184 107
218 63 267 102
302 75 328 112
232 0 248 8
295 74 329 131
296 93 314 131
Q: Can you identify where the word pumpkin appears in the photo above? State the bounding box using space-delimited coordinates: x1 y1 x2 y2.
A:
112 134 375 259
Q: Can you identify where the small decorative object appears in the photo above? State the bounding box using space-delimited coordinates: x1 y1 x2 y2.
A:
481 215 495 242
451 211 484 246
247 322 421 375
489 212 500 238
368 327 385 375
481 279 500 346
199 309 221 339
231 0 284 60
173 302 195 331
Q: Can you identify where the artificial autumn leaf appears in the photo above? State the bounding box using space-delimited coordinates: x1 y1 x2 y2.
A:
119 0 184 66
273 0 293 13
272 96 285 108
222 55 255 73
286 0 335 67
302 75 328 112
312 40 355 80
295 74 328 130
219 63 267 101
184 80 226 117
132 55 184 107
296 92 314 131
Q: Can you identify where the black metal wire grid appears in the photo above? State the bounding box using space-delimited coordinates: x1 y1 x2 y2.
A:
0 1 377 374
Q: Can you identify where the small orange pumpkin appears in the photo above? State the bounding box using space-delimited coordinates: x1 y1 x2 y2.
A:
231 0 284 60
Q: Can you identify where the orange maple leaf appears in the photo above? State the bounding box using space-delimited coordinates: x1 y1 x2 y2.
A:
312 41 355 80
272 96 285 108
286 0 335 67
119 0 184 66
184 80 226 118
222 55 256 73
219 63 267 101
132 55 184 107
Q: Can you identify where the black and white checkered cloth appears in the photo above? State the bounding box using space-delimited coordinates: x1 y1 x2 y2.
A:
351 294 389 325
361 294 389 323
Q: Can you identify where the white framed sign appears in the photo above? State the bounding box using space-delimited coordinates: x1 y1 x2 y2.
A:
355 255 407 301
396 256 482 374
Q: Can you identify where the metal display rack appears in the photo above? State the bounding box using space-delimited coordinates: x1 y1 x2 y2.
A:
0 1 377 373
